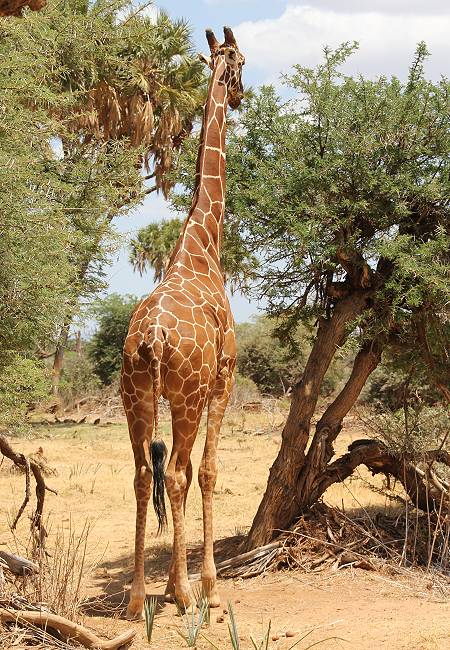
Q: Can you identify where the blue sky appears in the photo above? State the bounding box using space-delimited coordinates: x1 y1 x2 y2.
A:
102 0 450 331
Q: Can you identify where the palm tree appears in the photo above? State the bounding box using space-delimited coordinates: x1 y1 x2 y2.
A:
58 1 206 198
130 218 183 282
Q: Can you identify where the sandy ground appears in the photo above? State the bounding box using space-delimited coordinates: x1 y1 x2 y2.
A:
1 406 449 649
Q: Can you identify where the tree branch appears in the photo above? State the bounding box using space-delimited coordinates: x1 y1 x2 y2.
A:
298 338 383 505
316 439 448 513
0 609 136 650
0 434 57 542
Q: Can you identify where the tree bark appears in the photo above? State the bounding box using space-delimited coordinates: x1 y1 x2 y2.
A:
246 290 370 549
296 338 383 507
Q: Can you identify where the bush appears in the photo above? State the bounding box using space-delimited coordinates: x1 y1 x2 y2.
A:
58 352 100 407
363 354 440 411
236 318 304 396
0 355 50 429
236 316 347 397
230 373 261 406
88 293 138 384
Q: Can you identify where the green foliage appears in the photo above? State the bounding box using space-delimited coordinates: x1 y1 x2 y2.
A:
236 317 346 397
231 374 261 406
89 294 138 384
0 1 205 423
374 403 448 457
59 352 101 407
0 356 50 428
226 42 448 323
365 357 439 412
236 318 304 396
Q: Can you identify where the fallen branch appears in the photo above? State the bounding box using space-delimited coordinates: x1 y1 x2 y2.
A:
188 541 282 580
0 609 135 650
11 456 31 530
0 551 38 577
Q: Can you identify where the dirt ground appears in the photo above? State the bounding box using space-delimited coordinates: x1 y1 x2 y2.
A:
1 405 449 650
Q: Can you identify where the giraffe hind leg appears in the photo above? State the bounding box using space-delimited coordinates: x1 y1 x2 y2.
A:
165 395 207 609
122 373 154 620
164 458 192 602
199 371 233 608
127 435 153 620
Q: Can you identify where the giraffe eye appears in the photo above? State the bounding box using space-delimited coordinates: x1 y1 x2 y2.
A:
225 50 236 65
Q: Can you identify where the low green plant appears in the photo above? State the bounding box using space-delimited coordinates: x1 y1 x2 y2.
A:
176 597 210 647
227 601 240 650
144 596 158 643
250 620 271 650
192 583 210 626
203 603 347 650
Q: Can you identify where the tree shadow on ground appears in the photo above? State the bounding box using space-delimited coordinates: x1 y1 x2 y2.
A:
82 533 244 617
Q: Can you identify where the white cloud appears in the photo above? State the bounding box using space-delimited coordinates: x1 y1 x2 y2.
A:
234 4 450 84
289 1 450 16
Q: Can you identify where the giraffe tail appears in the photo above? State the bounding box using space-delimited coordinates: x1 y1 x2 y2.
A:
149 347 168 535
151 438 168 534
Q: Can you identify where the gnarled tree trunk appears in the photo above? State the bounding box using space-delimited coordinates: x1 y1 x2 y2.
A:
246 290 372 549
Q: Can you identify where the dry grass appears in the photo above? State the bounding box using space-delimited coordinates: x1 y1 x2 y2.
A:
1 405 449 649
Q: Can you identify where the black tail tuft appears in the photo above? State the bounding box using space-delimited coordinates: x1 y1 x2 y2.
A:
151 439 168 535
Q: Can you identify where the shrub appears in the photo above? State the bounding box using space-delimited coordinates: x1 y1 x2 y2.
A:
0 355 49 430
88 293 138 384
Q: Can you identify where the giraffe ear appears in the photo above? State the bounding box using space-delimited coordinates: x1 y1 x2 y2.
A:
223 26 237 48
206 28 219 53
198 52 212 67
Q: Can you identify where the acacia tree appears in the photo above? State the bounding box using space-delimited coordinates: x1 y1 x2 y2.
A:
2 0 206 394
174 42 449 547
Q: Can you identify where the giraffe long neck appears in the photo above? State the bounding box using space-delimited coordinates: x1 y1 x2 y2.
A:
169 58 228 272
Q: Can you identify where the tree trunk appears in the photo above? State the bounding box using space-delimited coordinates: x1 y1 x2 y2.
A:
296 338 383 508
75 330 82 357
246 291 370 549
51 323 69 396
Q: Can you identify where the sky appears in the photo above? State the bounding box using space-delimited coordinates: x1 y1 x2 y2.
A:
103 0 450 330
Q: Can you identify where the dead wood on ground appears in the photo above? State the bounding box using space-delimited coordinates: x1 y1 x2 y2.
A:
0 433 57 544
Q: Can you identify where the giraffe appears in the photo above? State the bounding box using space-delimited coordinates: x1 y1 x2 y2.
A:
121 26 245 620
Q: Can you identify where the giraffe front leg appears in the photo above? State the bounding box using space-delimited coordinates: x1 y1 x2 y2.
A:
199 373 233 608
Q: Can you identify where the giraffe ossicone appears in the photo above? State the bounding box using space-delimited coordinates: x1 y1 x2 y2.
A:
121 26 245 620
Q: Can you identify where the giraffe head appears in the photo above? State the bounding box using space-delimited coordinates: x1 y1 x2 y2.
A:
201 26 245 110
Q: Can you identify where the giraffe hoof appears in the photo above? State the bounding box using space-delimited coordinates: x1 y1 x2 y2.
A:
207 592 221 608
125 603 145 621
175 593 194 611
